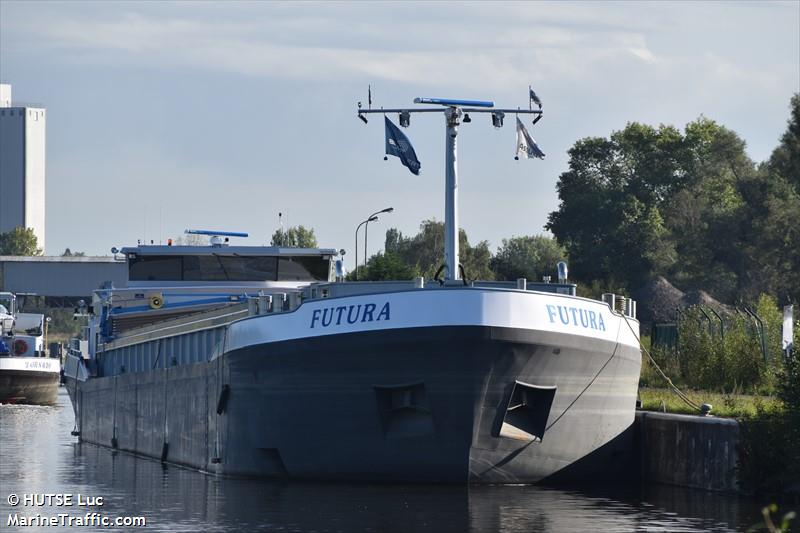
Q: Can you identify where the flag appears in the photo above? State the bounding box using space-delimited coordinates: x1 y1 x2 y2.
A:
529 88 542 109
516 117 545 160
385 116 421 175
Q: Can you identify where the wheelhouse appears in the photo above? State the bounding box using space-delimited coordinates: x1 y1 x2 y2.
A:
121 245 337 286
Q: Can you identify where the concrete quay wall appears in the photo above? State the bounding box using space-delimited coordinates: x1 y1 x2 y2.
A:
635 411 740 492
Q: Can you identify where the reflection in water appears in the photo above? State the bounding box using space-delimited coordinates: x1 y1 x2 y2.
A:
0 390 767 532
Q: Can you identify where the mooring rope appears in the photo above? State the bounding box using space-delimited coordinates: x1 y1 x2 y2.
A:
621 314 703 413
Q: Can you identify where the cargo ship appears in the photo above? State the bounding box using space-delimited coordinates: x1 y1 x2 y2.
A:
64 93 642 482
63 236 641 482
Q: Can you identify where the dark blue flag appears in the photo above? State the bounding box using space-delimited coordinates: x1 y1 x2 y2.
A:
385 116 421 175
529 88 542 109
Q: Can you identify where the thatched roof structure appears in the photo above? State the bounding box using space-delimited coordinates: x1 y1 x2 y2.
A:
631 277 733 326
631 276 684 324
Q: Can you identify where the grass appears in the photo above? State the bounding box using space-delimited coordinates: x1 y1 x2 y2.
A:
638 387 782 418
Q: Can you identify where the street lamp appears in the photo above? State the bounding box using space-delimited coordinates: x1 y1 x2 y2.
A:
354 215 377 280
364 207 394 271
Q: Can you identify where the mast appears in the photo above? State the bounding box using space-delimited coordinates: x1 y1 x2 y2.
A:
357 94 542 281
444 106 460 280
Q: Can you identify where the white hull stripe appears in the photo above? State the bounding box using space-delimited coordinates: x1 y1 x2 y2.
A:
226 289 640 353
0 357 61 374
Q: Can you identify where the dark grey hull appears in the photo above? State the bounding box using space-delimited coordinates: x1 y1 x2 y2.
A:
0 370 60 406
67 325 641 483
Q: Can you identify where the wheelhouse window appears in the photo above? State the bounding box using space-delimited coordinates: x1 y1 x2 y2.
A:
277 256 330 281
182 255 228 281
217 256 278 281
128 255 182 281
129 254 327 282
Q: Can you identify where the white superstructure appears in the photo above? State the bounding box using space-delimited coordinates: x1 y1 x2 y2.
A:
0 83 46 252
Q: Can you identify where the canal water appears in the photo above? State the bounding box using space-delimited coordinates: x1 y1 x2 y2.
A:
0 389 769 532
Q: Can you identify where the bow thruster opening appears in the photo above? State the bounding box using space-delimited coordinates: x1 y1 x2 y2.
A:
498 381 557 442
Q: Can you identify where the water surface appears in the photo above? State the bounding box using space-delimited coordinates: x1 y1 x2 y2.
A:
0 389 770 532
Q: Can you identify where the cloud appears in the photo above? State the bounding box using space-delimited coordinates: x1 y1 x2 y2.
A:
9 1 794 102
3 4 665 90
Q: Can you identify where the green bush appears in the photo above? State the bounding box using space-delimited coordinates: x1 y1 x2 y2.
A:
641 342 682 388
721 316 766 390
736 303 800 497
675 300 778 392
676 308 720 388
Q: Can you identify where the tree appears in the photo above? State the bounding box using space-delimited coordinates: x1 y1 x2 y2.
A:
357 252 419 281
546 129 678 290
492 235 566 282
0 227 42 256
664 117 757 300
270 225 318 248
768 93 800 194
460 238 494 281
728 94 800 301
546 117 760 298
734 160 800 301
380 219 494 280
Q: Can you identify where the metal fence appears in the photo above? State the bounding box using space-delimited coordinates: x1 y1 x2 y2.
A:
651 305 769 362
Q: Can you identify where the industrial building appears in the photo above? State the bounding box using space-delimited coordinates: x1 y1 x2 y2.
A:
0 83 46 252
0 255 126 306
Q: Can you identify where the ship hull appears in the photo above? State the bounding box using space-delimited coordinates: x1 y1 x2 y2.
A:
66 324 640 483
0 369 59 405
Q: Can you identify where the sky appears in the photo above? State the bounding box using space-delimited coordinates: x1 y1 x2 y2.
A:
1 1 798 266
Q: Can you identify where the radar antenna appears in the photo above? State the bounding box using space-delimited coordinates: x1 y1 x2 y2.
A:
185 229 249 247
